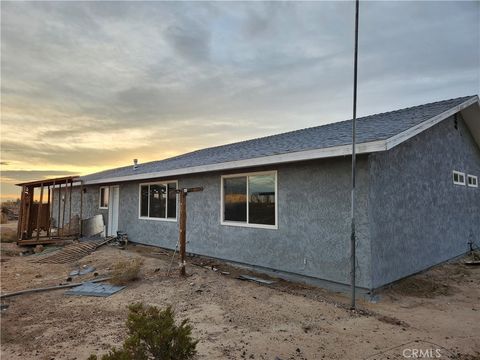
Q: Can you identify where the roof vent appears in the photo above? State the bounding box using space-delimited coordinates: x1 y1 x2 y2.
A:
133 159 138 170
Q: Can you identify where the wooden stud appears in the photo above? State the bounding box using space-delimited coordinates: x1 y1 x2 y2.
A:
47 185 51 238
36 183 44 242
17 186 25 241
179 190 187 276
50 181 55 239
57 182 62 237
26 186 33 239
68 179 73 235
79 181 84 236
61 180 67 236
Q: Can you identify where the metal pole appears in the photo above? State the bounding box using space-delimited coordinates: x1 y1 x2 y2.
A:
350 0 360 310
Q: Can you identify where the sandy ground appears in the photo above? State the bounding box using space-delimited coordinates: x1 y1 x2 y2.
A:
1 241 479 360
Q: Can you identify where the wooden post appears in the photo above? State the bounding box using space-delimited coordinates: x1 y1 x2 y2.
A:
61 180 67 236
50 181 55 239
26 186 33 239
79 182 84 236
57 182 62 236
68 179 73 235
36 183 44 242
17 186 25 241
176 187 203 276
179 190 187 276
47 185 51 238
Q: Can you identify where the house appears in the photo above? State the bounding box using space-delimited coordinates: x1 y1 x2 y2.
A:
32 95 480 291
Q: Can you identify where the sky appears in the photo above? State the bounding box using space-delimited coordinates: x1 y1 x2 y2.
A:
1 1 479 200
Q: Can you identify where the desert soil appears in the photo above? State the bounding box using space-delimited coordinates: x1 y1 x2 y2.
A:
1 239 479 360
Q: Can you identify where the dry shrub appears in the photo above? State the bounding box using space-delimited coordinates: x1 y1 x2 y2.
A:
88 303 197 360
110 258 144 285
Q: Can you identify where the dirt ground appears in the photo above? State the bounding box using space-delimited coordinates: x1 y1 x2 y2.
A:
1 240 479 360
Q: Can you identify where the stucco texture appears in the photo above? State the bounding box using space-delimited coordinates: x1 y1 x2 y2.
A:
117 159 372 289
368 115 480 288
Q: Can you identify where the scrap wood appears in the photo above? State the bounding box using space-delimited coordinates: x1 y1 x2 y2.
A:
33 237 115 264
238 274 276 285
464 260 480 266
0 277 111 299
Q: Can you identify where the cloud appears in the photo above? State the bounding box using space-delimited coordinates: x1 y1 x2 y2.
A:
0 0 478 189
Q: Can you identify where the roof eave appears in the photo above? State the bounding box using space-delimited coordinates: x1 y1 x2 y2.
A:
385 96 479 150
82 139 388 185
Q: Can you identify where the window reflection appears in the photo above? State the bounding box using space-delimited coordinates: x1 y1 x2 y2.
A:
224 177 247 222
248 174 275 225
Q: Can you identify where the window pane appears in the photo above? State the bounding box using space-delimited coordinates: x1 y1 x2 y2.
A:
150 184 166 218
140 185 149 217
100 187 109 208
224 177 247 222
167 183 177 218
248 174 275 225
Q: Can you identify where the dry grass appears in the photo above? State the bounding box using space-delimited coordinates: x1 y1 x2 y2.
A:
1 227 17 243
109 258 144 285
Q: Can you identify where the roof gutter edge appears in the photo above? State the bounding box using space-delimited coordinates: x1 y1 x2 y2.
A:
82 140 387 185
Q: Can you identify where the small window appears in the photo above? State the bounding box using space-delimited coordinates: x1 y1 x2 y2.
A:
221 171 277 229
99 186 109 209
452 171 465 186
139 181 177 220
467 175 478 188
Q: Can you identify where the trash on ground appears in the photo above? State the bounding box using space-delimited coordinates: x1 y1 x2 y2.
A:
69 265 96 277
65 281 125 297
238 274 275 285
81 214 105 237
464 260 480 266
33 238 113 264
0 278 111 299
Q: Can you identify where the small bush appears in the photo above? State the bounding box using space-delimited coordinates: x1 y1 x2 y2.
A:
89 303 198 360
110 258 143 285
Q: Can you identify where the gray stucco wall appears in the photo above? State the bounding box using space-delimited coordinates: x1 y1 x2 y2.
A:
117 158 372 289
368 114 480 288
51 185 108 231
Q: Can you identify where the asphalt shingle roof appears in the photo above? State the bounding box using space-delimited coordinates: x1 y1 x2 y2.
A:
82 95 476 183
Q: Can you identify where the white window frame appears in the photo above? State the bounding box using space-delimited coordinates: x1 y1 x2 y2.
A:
467 174 478 188
220 170 278 230
452 171 466 186
138 180 178 222
99 186 109 209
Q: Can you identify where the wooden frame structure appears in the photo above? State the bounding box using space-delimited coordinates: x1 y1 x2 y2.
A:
16 176 83 245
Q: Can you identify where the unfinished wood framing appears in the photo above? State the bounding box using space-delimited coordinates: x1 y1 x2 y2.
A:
15 176 83 245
